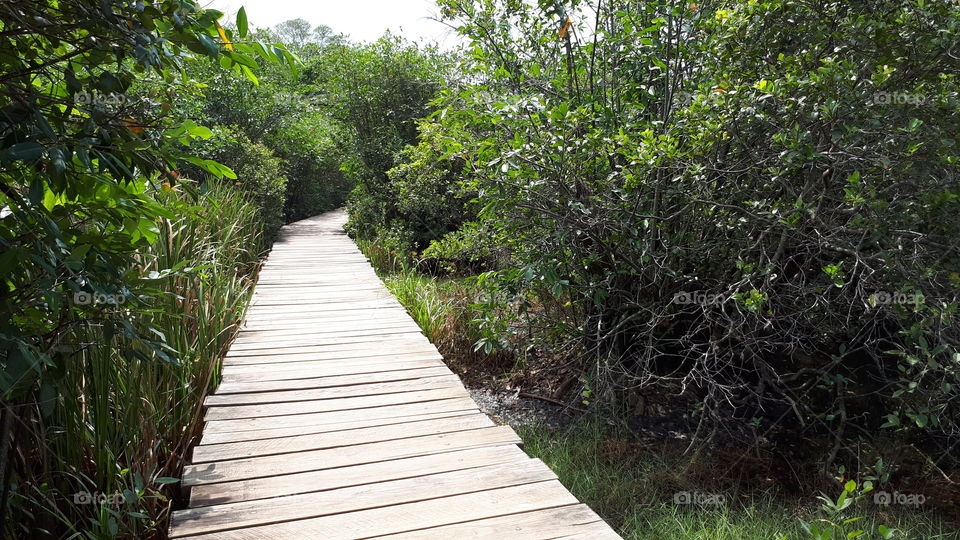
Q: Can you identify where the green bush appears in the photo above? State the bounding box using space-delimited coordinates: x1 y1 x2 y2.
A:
184 125 288 238
386 122 475 253
268 118 351 222
304 35 448 241
181 38 352 224
430 0 960 473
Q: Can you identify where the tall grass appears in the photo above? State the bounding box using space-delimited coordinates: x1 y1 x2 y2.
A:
356 239 514 379
519 422 959 540
7 183 264 538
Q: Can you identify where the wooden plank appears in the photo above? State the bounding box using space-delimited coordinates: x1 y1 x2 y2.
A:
552 524 626 540
219 359 444 384
239 300 406 315
379 505 612 539
257 272 377 277
223 353 441 372
200 409 480 445
192 413 493 462
257 274 377 279
233 321 421 341
179 480 578 539
170 460 556 537
226 328 426 350
226 335 432 354
201 397 479 434
240 308 409 324
250 290 392 299
214 366 453 394
224 335 430 357
222 345 439 366
240 306 408 323
221 356 443 379
203 387 468 421
250 293 398 306
188 444 528 507
204 375 463 406
182 425 521 486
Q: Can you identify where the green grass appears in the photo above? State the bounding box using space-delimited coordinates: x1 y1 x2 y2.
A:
519 421 959 540
8 183 265 538
383 270 453 342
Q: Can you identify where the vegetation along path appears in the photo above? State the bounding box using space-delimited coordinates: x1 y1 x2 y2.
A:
167 210 619 539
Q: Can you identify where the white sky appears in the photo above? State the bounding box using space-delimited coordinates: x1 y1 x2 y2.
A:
202 0 461 46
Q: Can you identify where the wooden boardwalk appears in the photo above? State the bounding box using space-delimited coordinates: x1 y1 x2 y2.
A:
169 210 620 539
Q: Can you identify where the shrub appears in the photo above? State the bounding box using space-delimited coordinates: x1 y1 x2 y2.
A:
268 118 351 222
386 122 474 252
305 35 448 241
432 0 960 474
184 125 288 238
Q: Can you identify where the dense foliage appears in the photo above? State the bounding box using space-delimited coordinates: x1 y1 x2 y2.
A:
0 1 458 533
322 37 452 247
4 0 959 535
352 0 960 489
0 1 296 535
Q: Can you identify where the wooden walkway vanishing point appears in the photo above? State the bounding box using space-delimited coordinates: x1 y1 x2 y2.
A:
169 210 621 539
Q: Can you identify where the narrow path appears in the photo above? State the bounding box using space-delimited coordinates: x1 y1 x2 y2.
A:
169 210 620 539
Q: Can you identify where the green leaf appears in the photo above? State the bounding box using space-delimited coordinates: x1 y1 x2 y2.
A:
197 33 219 57
154 477 180 485
240 64 259 85
1 142 44 162
237 7 248 38
226 51 259 69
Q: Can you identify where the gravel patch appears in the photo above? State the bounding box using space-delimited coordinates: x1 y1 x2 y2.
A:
467 386 579 430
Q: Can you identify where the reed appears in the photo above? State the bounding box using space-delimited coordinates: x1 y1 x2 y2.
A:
7 183 265 538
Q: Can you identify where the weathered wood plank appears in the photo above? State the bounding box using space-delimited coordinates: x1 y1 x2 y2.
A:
204 387 467 421
201 397 479 434
221 346 439 366
218 359 444 383
224 335 430 357
182 425 521 486
188 444 528 507
240 299 405 315
213 366 453 394
204 375 463 407
170 460 556 537
225 328 426 350
192 413 493 462
239 307 408 326
379 505 610 539
220 357 444 380
199 409 479 444
179 480 579 539
232 321 421 341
